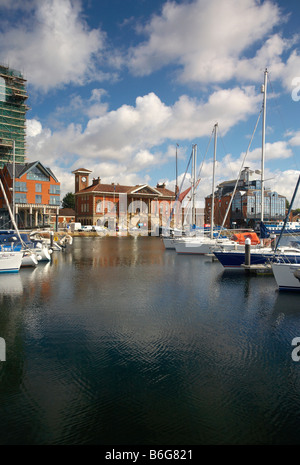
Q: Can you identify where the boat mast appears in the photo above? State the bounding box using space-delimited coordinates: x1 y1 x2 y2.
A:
210 123 218 239
0 177 24 244
175 143 179 198
192 144 197 227
274 174 300 253
261 68 268 223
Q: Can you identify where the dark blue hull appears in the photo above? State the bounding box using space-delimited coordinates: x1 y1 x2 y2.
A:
213 251 300 268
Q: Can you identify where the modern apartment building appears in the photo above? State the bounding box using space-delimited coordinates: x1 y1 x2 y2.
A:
0 64 28 168
205 167 286 228
0 161 60 229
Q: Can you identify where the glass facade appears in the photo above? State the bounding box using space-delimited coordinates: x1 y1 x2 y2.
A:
27 166 49 181
246 190 285 220
0 65 28 167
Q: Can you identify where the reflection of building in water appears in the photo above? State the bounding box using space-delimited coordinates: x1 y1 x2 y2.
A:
72 168 180 231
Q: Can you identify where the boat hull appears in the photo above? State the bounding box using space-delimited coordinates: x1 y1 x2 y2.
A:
0 251 23 273
272 262 300 291
213 249 300 269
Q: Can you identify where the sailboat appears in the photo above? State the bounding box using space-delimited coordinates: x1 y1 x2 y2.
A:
162 144 197 250
0 183 23 272
0 178 38 270
213 69 300 269
271 175 300 291
174 123 251 254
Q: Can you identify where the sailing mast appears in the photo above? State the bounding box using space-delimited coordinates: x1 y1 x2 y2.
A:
175 143 179 198
261 68 268 222
191 144 197 227
210 123 218 239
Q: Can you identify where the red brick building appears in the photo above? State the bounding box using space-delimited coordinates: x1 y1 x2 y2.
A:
72 168 176 234
0 161 60 229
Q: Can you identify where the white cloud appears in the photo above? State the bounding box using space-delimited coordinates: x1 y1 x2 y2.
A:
128 0 282 83
0 0 106 92
288 131 300 146
26 119 42 137
246 141 293 161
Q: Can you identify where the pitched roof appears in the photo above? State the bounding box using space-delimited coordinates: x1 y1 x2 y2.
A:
71 168 92 174
78 181 175 198
5 161 59 182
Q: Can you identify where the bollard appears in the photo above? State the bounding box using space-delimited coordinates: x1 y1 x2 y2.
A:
270 234 276 250
245 237 251 266
50 230 54 248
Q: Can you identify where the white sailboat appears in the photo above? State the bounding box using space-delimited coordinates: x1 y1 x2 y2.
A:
211 69 300 268
175 123 242 254
271 175 300 291
0 179 24 272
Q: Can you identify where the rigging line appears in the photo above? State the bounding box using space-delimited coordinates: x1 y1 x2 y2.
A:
166 147 194 227
268 72 299 171
218 124 242 181
196 126 214 182
217 108 263 237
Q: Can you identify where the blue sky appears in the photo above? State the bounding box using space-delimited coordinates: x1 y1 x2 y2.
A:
0 0 300 207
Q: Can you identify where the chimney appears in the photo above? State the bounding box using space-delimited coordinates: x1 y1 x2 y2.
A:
92 177 100 186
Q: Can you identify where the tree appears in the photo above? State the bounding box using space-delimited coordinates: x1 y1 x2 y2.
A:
62 192 75 210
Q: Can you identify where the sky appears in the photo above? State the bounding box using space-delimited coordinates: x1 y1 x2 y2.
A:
0 0 300 207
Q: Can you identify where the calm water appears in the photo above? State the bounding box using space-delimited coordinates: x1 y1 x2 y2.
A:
0 236 300 445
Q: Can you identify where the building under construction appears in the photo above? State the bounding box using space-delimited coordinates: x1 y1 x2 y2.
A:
0 64 28 168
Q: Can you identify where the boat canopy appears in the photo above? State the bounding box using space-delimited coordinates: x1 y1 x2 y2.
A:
230 232 260 245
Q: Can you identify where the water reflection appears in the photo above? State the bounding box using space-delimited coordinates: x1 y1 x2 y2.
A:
0 237 300 445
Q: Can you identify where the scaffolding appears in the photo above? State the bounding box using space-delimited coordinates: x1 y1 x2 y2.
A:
0 65 28 168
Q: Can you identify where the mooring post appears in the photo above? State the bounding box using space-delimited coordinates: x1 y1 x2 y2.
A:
245 237 251 266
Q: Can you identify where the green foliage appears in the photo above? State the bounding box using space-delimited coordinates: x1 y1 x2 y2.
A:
62 192 75 210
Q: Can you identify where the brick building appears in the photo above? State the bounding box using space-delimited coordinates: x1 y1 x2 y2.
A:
72 168 177 234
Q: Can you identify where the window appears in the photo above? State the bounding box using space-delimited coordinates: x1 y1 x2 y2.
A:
50 196 60 206
35 183 42 192
49 185 60 194
27 166 49 181
15 193 27 204
35 195 42 204
15 181 27 192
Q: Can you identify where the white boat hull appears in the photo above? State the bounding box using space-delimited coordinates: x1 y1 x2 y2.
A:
175 237 242 255
0 250 23 273
272 262 300 291
21 251 38 267
162 237 178 249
